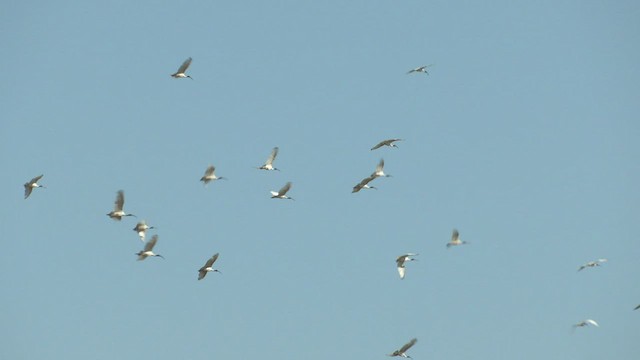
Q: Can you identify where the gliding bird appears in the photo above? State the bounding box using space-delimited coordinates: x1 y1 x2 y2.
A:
371 138 402 151
198 253 221 280
107 190 136 220
133 220 155 242
24 174 45 199
258 147 280 171
136 235 164 260
171 57 193 79
406 64 433 75
271 182 294 200
388 338 417 359
200 165 226 184
396 253 418 279
578 258 608 271
447 229 468 248
573 319 599 328
352 174 377 193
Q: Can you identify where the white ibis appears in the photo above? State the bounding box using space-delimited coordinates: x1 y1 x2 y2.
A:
258 147 280 171
270 182 294 200
578 258 608 271
372 158 391 178
388 338 417 358
24 174 45 199
573 319 599 328
136 235 164 260
396 253 418 279
406 64 433 75
371 139 402 151
446 229 468 248
107 190 135 220
198 253 221 280
133 220 155 242
171 57 193 79
200 165 226 184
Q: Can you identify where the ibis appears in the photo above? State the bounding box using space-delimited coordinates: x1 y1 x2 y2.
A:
271 182 294 200
446 229 467 248
200 165 226 184
407 65 433 75
352 174 377 193
198 253 221 280
578 258 607 271
258 147 280 171
133 220 155 242
388 338 417 358
371 139 402 151
107 190 136 220
24 174 45 199
573 319 599 328
136 235 164 260
372 158 391 178
171 57 193 79
396 253 418 279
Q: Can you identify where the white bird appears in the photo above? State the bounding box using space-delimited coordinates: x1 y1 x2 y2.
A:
171 57 193 79
198 253 221 280
133 220 155 242
396 253 418 279
271 182 294 200
352 174 378 193
578 258 608 271
136 235 164 260
388 338 417 358
573 319 599 328
372 158 391 178
106 190 136 220
24 174 45 199
371 138 403 151
258 147 280 171
200 165 226 184
407 64 433 75
446 229 468 248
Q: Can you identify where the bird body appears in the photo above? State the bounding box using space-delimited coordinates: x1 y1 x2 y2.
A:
407 64 433 74
271 182 294 200
171 57 193 79
258 147 280 171
388 338 417 358
198 253 221 280
200 165 226 184
352 174 377 193
136 235 164 260
396 253 418 279
107 190 136 220
578 258 608 271
133 220 155 242
24 174 45 199
446 229 468 248
371 139 402 151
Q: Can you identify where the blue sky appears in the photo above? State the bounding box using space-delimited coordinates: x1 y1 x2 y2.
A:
1 1 639 359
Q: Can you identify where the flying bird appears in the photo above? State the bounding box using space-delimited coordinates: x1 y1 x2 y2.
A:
271 182 294 200
634 304 640 311
136 235 164 260
133 220 155 242
573 319 599 328
396 253 418 279
171 57 193 79
388 338 417 358
446 229 468 248
24 174 45 199
372 159 391 178
198 253 221 280
352 174 377 193
406 64 433 75
258 147 280 171
371 139 403 151
578 258 608 271
200 165 226 184
106 190 136 220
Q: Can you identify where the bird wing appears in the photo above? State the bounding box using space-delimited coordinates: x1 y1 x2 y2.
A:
597 258 608 263
198 270 207 280
24 185 33 199
586 319 599 327
177 57 192 73
266 147 279 165
376 158 385 173
451 229 460 242
406 69 417 74
205 253 220 268
398 338 417 353
397 266 405 279
371 141 385 150
145 235 158 251
114 190 125 211
278 182 292 196
204 165 215 176
353 175 376 192
30 174 44 184
634 304 640 310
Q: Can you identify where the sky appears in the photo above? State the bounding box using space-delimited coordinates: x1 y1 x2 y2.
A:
1 1 639 359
